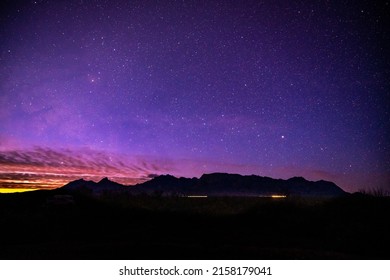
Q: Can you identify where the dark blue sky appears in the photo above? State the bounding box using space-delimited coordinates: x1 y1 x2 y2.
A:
0 0 389 192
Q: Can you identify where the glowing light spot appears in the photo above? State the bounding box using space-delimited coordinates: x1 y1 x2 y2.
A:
271 195 287 198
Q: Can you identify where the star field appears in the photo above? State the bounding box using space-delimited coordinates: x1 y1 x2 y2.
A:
0 0 389 192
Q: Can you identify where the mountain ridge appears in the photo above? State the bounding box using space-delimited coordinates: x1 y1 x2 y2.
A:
60 173 347 197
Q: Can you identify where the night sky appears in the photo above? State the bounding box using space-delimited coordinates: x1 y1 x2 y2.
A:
1 0 389 192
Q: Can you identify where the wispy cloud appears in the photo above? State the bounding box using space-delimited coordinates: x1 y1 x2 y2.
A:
2 146 387 192
0 146 174 189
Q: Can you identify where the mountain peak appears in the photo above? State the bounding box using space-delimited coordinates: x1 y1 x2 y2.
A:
288 176 308 182
61 176 124 194
98 177 110 184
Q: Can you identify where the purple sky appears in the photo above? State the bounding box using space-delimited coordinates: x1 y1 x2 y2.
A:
1 0 389 192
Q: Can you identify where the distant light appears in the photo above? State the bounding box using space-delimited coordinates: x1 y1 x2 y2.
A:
187 195 208 198
258 195 287 198
271 195 287 198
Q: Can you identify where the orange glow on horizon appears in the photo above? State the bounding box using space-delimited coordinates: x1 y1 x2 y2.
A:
0 188 38 193
0 175 145 192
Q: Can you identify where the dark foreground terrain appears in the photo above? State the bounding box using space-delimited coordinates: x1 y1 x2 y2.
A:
0 190 389 259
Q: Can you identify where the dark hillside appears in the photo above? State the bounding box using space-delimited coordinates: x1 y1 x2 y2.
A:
0 190 388 259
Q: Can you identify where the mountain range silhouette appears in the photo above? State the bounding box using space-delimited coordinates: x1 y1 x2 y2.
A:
61 173 346 197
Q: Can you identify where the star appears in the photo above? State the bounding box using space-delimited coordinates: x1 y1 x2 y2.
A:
0 0 387 193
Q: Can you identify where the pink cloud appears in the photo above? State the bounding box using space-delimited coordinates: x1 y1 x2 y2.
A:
1 146 387 193
0 146 174 189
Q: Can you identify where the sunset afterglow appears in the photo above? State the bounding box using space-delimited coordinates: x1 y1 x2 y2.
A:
1 1 389 193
